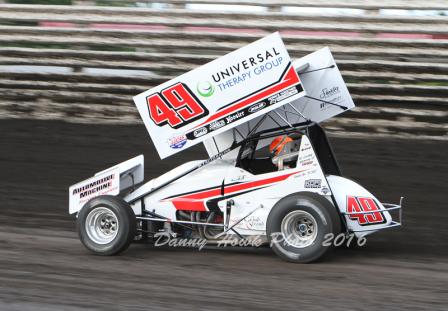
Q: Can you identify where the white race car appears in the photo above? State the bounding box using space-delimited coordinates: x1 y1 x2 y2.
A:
69 37 402 263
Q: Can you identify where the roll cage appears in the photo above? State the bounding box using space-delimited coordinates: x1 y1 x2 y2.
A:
235 122 342 176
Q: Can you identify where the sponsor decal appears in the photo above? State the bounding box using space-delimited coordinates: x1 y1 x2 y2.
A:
304 179 321 189
168 134 187 149
225 111 245 124
346 196 386 226
301 146 312 152
69 168 120 213
299 153 315 166
320 86 340 99
211 47 282 91
230 175 246 182
196 81 215 97
268 86 299 105
233 215 265 230
319 85 342 110
193 127 208 138
72 173 115 199
248 101 266 113
209 120 226 131
321 186 330 194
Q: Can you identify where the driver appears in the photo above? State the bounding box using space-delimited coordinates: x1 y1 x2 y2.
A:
269 135 293 157
269 135 300 170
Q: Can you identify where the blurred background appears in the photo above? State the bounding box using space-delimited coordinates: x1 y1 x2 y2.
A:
0 1 447 310
0 0 447 138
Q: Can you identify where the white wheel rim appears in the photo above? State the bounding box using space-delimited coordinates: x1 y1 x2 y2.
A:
85 207 119 245
281 210 318 248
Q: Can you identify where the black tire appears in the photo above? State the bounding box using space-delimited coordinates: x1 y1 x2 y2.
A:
266 192 341 263
77 195 136 256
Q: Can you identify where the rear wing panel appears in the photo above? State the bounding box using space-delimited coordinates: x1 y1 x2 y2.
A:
204 47 355 158
95 154 144 191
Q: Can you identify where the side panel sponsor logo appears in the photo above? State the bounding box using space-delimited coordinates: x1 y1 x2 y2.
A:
304 179 321 188
69 169 120 213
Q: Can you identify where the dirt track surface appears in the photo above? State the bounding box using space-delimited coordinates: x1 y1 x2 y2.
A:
1 119 447 311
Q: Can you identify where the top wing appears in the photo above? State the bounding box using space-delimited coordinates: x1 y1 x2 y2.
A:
133 32 306 159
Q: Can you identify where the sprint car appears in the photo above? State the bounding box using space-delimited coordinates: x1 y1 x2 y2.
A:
69 35 402 263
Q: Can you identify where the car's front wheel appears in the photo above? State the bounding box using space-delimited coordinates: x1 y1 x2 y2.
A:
77 195 136 255
267 192 340 263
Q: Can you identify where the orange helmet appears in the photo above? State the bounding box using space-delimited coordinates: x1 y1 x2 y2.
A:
269 135 293 156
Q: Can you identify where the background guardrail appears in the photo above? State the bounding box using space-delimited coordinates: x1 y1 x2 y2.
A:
0 0 446 139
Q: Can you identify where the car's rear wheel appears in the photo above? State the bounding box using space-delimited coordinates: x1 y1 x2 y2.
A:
77 195 136 255
267 192 340 263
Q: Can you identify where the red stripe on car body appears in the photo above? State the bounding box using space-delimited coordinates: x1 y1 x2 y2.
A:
169 170 305 211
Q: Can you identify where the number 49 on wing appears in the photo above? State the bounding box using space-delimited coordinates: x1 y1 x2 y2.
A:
146 82 208 129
